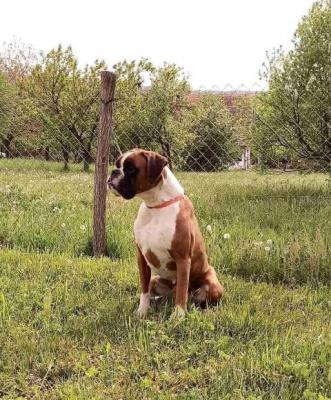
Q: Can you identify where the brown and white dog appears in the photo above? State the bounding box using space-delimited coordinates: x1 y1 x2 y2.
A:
108 149 224 318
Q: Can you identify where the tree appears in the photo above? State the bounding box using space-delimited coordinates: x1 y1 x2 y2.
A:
253 0 331 170
23 45 106 170
0 73 11 155
0 40 39 158
231 94 255 150
145 63 191 169
111 61 192 169
112 59 154 158
0 38 37 82
182 93 239 171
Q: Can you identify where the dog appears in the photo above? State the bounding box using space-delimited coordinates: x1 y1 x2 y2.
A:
108 149 224 318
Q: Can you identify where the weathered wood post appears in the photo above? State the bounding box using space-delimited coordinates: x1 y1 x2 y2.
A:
93 71 116 257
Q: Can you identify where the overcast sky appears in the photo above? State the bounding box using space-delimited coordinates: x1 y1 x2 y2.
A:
1 0 315 89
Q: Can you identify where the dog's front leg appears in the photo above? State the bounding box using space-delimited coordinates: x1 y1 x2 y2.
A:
172 258 191 318
136 245 151 318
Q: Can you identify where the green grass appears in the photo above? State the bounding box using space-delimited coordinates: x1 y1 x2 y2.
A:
0 158 330 399
1 158 330 285
0 249 330 399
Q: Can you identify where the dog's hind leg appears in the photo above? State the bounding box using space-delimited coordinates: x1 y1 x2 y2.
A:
192 267 224 306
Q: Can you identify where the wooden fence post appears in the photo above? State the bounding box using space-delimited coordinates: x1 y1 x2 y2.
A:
93 71 116 257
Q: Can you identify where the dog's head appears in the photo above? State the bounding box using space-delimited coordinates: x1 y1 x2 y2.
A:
108 149 168 199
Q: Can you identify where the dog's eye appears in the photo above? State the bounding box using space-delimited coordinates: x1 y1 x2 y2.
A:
124 163 137 175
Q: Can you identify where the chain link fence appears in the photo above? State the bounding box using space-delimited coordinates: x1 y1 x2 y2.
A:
0 83 330 175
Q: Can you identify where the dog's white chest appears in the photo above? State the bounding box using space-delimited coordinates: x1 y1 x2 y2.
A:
134 203 179 280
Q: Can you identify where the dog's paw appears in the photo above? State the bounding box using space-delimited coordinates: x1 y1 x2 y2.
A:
137 293 150 319
170 305 186 321
137 305 149 319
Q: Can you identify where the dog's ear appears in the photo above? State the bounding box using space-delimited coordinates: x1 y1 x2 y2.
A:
144 151 168 184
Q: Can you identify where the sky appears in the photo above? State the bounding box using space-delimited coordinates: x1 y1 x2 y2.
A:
0 0 316 90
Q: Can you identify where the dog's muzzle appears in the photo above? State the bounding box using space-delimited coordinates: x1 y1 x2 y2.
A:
107 170 122 196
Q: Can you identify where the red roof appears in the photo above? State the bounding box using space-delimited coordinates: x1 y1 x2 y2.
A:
187 90 257 113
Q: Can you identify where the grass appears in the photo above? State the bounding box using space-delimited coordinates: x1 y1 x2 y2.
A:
0 158 330 399
0 249 330 399
1 158 330 285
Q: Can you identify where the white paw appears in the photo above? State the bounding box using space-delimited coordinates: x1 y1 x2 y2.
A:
137 304 149 318
137 293 150 319
170 305 186 320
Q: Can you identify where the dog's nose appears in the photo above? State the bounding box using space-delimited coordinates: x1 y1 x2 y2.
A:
108 170 120 186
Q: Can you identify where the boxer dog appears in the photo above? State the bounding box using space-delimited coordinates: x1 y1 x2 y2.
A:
108 149 224 318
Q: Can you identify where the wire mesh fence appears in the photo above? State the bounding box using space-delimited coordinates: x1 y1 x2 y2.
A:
0 82 330 175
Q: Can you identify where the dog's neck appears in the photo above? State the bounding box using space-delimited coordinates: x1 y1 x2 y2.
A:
136 167 184 208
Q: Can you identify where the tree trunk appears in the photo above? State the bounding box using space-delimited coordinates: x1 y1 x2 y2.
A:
74 151 82 163
83 150 90 172
322 111 331 161
160 139 172 170
2 137 13 158
44 146 50 161
82 142 93 172
62 147 69 170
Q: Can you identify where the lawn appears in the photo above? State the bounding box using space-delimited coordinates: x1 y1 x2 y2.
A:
1 158 330 285
0 158 330 399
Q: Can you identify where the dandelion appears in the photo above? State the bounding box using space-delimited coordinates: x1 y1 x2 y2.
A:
265 246 271 252
223 233 230 240
266 239 272 245
206 225 212 233
80 224 86 231
53 206 59 212
253 241 263 247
